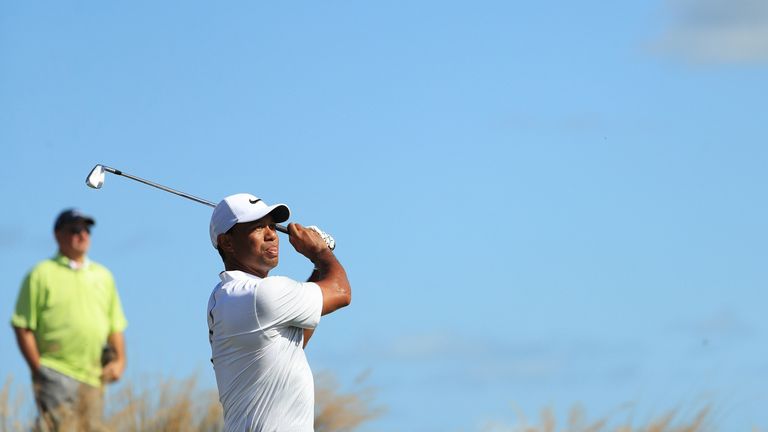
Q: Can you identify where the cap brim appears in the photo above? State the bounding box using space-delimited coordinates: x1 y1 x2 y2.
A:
55 216 96 230
269 205 290 224
72 216 96 227
235 203 290 225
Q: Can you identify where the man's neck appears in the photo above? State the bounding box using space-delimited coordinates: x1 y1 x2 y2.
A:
60 251 86 264
225 261 269 278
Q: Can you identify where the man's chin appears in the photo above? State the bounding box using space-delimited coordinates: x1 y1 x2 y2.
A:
259 258 279 273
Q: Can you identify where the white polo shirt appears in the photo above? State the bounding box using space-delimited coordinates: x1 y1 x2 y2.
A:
207 270 323 432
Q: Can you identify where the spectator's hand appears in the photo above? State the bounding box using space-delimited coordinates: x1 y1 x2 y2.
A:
101 360 125 384
31 363 42 382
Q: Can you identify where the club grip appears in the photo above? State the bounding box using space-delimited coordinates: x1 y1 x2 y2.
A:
277 224 336 250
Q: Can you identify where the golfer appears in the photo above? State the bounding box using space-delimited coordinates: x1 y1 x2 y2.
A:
207 193 351 431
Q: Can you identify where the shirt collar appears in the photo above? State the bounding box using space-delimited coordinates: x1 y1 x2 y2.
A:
219 270 263 283
54 253 91 270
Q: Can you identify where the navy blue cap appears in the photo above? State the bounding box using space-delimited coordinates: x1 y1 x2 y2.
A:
54 208 96 231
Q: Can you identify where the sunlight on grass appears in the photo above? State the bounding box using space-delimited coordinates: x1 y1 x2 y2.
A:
480 403 715 432
314 370 386 432
0 376 29 432
4 372 761 431
1 372 384 432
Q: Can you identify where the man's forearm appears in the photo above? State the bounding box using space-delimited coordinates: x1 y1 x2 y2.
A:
290 222 351 316
310 249 351 315
102 332 126 383
107 332 126 365
12 326 40 374
308 265 325 283
311 249 346 285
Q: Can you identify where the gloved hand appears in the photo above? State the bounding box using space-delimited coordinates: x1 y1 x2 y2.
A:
306 225 336 250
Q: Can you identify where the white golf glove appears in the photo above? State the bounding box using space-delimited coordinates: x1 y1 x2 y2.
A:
306 225 336 250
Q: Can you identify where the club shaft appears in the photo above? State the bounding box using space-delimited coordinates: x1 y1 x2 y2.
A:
101 165 289 234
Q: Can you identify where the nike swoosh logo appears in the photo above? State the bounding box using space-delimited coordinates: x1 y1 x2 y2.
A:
249 198 262 204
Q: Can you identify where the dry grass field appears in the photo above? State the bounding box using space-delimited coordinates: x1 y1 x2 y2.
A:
0 374 740 432
479 404 715 432
1 372 383 432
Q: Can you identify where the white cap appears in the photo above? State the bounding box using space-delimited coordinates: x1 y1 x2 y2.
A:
209 193 290 248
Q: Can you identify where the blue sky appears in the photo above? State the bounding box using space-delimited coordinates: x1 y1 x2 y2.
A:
2 1 767 430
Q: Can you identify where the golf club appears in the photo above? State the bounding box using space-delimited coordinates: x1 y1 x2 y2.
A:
85 164 335 249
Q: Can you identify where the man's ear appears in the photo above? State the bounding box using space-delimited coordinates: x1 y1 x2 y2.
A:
53 229 65 246
217 233 233 254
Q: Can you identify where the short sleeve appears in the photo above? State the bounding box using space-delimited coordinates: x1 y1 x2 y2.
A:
255 276 322 330
11 271 38 330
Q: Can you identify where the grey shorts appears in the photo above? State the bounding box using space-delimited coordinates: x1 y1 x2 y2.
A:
33 366 105 432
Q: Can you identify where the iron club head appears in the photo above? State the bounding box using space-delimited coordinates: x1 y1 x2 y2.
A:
85 164 106 189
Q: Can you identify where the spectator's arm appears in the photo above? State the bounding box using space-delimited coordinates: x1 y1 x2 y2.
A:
102 332 126 383
12 326 40 376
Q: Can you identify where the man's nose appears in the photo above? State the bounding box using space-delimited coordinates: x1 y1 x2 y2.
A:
264 225 277 239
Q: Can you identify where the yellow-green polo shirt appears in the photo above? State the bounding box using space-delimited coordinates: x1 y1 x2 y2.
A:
12 254 128 387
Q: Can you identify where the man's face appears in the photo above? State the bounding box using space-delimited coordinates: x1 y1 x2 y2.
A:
222 214 279 277
54 220 92 260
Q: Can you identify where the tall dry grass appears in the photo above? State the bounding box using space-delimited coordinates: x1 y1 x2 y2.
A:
104 376 222 432
481 404 714 432
314 371 386 432
1 371 384 432
2 373 740 432
0 376 28 432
